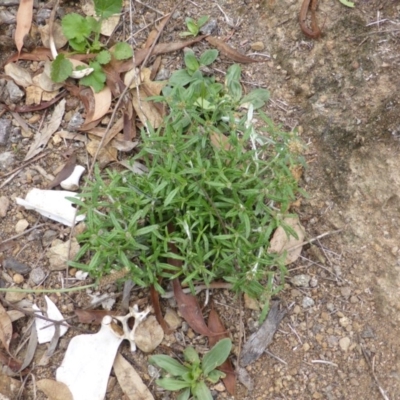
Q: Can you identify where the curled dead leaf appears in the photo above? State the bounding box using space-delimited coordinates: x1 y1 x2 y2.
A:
15 0 34 55
268 216 305 265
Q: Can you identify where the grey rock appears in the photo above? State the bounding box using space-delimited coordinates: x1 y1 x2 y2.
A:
361 325 375 338
36 8 51 24
302 296 315 308
0 119 12 145
200 19 218 35
67 112 84 131
0 10 16 25
292 274 311 287
29 268 46 285
340 286 352 298
309 277 318 287
42 230 58 247
147 364 160 379
3 258 31 274
6 80 24 103
155 68 170 81
326 302 335 312
0 151 15 170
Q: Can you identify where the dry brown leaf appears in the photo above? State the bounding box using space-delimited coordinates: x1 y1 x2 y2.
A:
47 154 77 189
210 131 233 151
150 285 172 335
38 22 67 49
86 138 117 167
24 98 66 161
172 279 216 337
113 353 155 400
4 62 33 87
15 0 34 55
6 310 25 322
0 303 12 354
207 309 236 395
5 47 52 64
75 309 119 325
87 86 112 124
88 117 124 146
268 216 305 265
25 86 43 105
206 36 263 64
18 321 37 372
37 379 73 400
118 36 207 71
0 374 22 398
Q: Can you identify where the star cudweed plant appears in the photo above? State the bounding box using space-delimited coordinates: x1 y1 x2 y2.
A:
70 49 304 298
150 338 232 400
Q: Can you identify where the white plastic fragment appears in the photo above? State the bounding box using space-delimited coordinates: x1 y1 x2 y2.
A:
33 295 69 344
16 188 85 227
60 165 85 191
56 316 124 400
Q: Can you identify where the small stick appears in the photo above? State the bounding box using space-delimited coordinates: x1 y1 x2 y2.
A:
358 336 390 400
311 359 338 367
0 284 96 294
265 349 287 365
1 223 47 245
286 228 344 252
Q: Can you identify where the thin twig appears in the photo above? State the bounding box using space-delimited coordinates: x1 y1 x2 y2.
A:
286 228 344 252
311 359 338 367
1 223 47 245
358 335 390 400
265 349 287 365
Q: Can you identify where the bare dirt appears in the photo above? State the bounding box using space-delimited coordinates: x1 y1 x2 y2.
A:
1 0 400 399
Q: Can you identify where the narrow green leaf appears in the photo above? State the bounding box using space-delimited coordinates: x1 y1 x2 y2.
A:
199 49 219 66
177 388 191 400
149 355 189 376
192 381 213 400
164 187 180 206
155 378 191 391
184 51 199 72
201 338 232 376
183 347 200 365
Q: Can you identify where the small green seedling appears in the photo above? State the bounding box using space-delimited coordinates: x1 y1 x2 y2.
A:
150 338 232 400
51 0 133 92
180 15 209 37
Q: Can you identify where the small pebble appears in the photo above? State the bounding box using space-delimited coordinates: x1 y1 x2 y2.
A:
292 274 310 287
250 41 265 51
0 151 15 171
302 342 310 352
13 274 24 284
326 303 335 312
4 258 31 274
15 219 29 233
339 317 350 327
339 337 351 352
0 196 10 217
302 296 315 308
29 268 45 285
200 19 217 35
340 287 352 298
309 277 318 287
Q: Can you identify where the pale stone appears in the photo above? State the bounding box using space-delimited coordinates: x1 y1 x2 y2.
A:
46 238 80 271
134 316 164 353
339 337 351 352
15 219 29 233
164 308 181 330
13 273 24 284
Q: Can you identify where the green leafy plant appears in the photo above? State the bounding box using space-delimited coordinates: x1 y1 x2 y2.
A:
70 49 303 298
180 15 209 37
150 338 232 400
51 0 133 91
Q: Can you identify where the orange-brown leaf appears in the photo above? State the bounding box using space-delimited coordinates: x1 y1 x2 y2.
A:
75 309 118 325
15 0 34 55
206 36 263 64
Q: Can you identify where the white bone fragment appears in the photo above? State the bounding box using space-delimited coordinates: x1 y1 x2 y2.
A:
16 189 85 227
33 295 69 344
60 165 85 191
116 304 151 352
56 316 124 400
